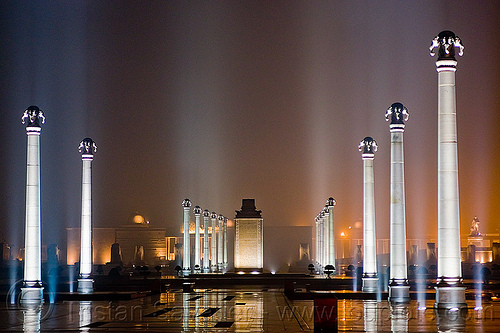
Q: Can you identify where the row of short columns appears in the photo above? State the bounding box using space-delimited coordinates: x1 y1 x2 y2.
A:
314 198 336 273
182 199 228 275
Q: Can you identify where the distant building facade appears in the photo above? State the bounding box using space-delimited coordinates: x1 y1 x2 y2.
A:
67 214 167 266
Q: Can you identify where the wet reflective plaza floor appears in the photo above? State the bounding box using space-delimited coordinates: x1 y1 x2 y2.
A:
1 288 500 332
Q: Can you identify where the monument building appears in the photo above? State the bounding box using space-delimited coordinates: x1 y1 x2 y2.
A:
234 199 263 272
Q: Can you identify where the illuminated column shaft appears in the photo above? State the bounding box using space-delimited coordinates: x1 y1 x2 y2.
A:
437 64 461 279
182 199 191 274
318 214 324 267
203 210 210 273
24 129 42 285
217 215 223 270
359 137 378 292
363 158 377 275
386 103 410 303
194 206 201 269
223 217 228 269
80 157 93 277
210 212 217 272
323 209 330 266
430 31 466 308
315 217 319 263
327 198 336 270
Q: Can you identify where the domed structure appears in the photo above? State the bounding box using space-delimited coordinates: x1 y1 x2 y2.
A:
129 214 146 225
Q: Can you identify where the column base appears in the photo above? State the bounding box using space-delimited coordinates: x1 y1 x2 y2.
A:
77 278 94 294
211 265 218 273
388 282 410 304
182 268 191 276
217 263 223 271
362 275 379 292
202 267 210 273
20 284 44 305
434 283 466 309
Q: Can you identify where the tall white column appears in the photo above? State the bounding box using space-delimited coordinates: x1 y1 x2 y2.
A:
359 137 379 292
327 197 336 272
430 30 466 308
21 106 45 304
217 214 223 271
223 217 228 270
193 206 201 272
203 209 210 273
78 138 97 294
182 199 191 275
386 103 410 303
210 212 217 272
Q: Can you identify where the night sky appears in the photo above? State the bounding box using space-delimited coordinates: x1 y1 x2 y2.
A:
1 1 500 253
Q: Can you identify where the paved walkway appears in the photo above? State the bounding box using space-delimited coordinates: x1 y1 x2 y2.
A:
1 288 500 331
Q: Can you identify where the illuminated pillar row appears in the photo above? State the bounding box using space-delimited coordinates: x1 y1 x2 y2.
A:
386 103 410 303
210 212 218 272
203 210 210 273
313 198 336 273
430 31 466 308
194 206 201 271
182 199 191 275
21 106 45 304
359 137 379 292
78 138 97 293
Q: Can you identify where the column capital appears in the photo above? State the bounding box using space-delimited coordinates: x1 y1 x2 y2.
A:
218 214 224 221
79 138 97 159
385 102 409 132
182 199 192 208
359 137 378 159
326 197 337 208
203 209 210 217
22 106 45 132
211 212 217 219
193 206 202 215
430 30 464 61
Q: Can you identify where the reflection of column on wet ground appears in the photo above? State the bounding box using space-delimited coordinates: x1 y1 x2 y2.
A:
195 293 200 328
79 301 92 329
201 291 209 328
236 292 263 331
183 293 189 330
23 305 41 333
390 304 408 333
435 308 466 332
364 301 378 332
